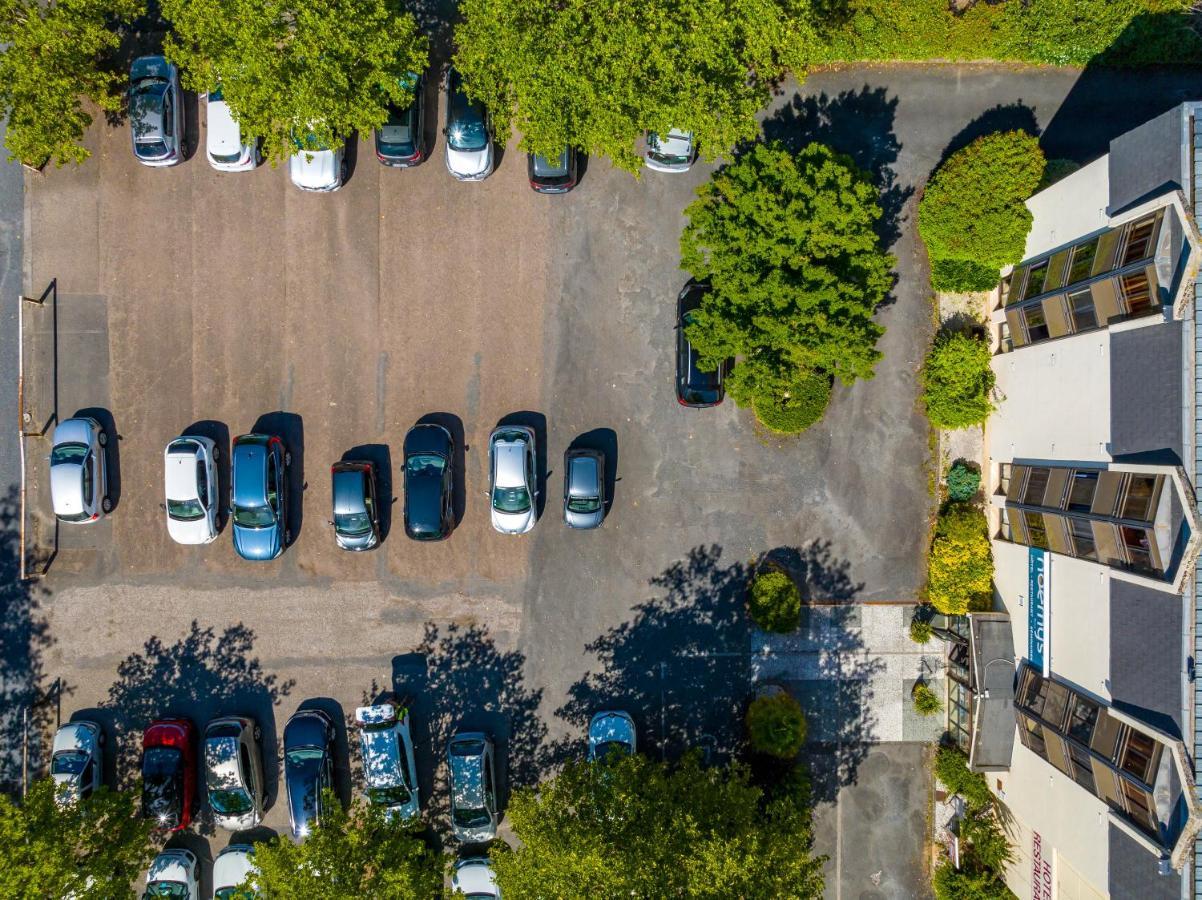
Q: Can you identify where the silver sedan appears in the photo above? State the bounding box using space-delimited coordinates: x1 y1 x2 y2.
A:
488 426 537 534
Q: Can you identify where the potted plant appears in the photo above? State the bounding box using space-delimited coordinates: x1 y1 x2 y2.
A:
746 686 807 758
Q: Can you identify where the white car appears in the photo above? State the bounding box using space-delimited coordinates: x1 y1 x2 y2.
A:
164 436 220 545
444 68 493 181
644 129 696 173
452 856 500 899
488 426 537 534
50 721 104 804
204 716 265 830
50 416 109 524
213 844 257 899
143 849 199 900
588 710 637 762
289 127 345 192
355 702 420 822
205 87 259 172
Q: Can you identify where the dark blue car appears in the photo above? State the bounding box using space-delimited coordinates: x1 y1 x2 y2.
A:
283 708 335 841
403 424 454 541
230 434 290 561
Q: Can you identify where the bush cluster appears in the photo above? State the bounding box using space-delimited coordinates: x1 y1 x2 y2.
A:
931 747 1013 898
913 682 942 716
922 330 995 430
752 373 832 435
909 617 932 645
748 568 803 633
746 692 808 759
927 502 993 615
946 461 981 502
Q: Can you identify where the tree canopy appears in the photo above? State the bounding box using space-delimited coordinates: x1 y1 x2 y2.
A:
453 0 813 172
922 329 996 429
0 777 152 900
681 141 893 418
161 0 428 161
246 792 441 899
927 502 994 615
0 0 141 167
493 753 825 899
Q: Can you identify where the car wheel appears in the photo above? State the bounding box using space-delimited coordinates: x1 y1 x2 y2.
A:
284 451 292 467
212 446 220 461
101 497 112 513
97 430 107 447
253 723 262 742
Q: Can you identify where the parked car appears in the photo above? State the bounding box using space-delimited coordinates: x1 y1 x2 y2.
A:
283 708 336 840
587 711 637 761
562 448 605 529
676 283 726 407
444 69 493 181
141 718 197 831
205 86 259 172
163 435 220 545
376 73 425 167
644 129 696 173
330 461 380 551
403 423 454 541
487 426 537 535
204 716 265 830
527 147 578 194
50 721 103 804
129 56 185 168
49 416 109 524
289 127 345 192
448 732 499 842
451 856 500 899
213 844 257 900
143 849 199 900
230 433 290 561
355 702 419 822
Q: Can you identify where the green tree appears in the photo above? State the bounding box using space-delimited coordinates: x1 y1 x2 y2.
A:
0 778 153 899
918 131 1044 292
748 568 802 633
453 0 813 172
927 503 993 615
493 753 825 898
162 0 428 162
682 141 893 424
247 792 440 898
0 0 141 168
922 330 996 429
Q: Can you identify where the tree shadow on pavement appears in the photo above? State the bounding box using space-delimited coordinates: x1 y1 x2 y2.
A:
762 540 865 603
557 545 752 766
934 101 1040 171
760 86 912 252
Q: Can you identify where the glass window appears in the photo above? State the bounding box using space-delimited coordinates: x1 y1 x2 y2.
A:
1023 305 1050 342
1121 216 1156 265
1023 511 1049 549
1021 716 1048 758
1119 272 1153 314
1120 780 1159 836
1068 239 1098 283
1067 470 1098 511
1023 260 1049 300
1042 681 1071 728
1069 517 1097 560
1068 288 1097 331
1121 526 1154 571
1068 741 1096 792
1023 467 1050 506
1018 670 1049 715
82 457 93 505
1120 476 1156 521
999 273 1013 307
1065 694 1100 745
196 462 208 505
1120 729 1157 782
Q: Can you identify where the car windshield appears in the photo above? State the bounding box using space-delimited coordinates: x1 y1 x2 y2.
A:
167 498 205 521
50 443 87 466
52 749 88 775
334 509 372 536
447 99 488 152
648 133 690 165
567 496 600 513
367 784 412 807
292 130 329 152
453 805 490 828
144 747 181 781
143 883 188 900
380 106 416 155
286 747 323 767
406 453 445 476
208 788 252 816
492 486 530 514
594 740 630 761
233 503 274 528
136 140 169 159
211 149 243 165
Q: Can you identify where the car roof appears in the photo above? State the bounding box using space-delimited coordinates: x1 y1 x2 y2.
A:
361 727 404 788
567 453 600 496
450 743 484 809
204 736 242 789
232 439 269 505
532 149 569 178
331 467 367 515
164 442 202 501
206 96 243 153
493 441 528 488
50 464 86 515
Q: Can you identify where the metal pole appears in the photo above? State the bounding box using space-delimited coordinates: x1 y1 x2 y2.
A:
20 705 28 799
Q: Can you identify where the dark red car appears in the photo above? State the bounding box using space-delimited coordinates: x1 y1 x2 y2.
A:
141 717 197 831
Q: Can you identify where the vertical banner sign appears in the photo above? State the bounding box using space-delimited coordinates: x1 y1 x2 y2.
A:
1031 832 1053 900
1028 548 1049 675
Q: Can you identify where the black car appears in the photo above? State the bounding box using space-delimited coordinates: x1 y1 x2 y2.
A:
527 147 579 194
403 424 454 541
330 461 379 551
375 73 425 167
283 709 336 841
676 284 726 408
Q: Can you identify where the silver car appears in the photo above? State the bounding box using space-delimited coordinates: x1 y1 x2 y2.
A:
129 56 185 167
50 721 104 804
164 436 220 545
444 68 494 182
356 702 420 822
50 417 109 524
488 426 537 534
644 129 696 173
448 732 499 842
203 716 265 830
563 448 605 529
289 127 345 192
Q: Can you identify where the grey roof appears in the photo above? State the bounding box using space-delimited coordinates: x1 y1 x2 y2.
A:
1109 320 1183 462
967 613 1015 772
1108 579 1183 739
1108 822 1181 899
1108 104 1185 215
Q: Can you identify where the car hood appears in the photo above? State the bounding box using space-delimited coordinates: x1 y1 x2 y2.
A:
290 149 339 189
454 860 497 897
130 56 171 81
337 528 377 551
147 852 191 885
213 847 255 891
53 419 93 445
491 506 534 534
565 507 603 529
232 523 282 560
167 516 214 545
446 144 492 179
53 723 96 755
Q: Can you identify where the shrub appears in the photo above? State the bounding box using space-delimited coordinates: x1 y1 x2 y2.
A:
946 461 981 502
909 618 933 645
918 131 1044 293
933 746 993 812
922 330 995 430
927 503 993 615
1037 158 1081 192
748 568 803 633
752 373 832 434
913 682 942 716
746 692 808 759
932 861 1013 900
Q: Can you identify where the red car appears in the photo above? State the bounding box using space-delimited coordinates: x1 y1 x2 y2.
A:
141 717 197 831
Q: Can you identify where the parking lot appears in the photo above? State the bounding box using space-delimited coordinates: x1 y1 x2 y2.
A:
23 63 1202 895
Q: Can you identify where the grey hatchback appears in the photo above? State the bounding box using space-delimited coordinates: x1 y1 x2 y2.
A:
563 448 605 529
129 56 185 167
448 732 499 842
330 461 379 551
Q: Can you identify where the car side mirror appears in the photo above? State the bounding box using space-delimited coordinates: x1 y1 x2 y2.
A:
158 502 165 512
